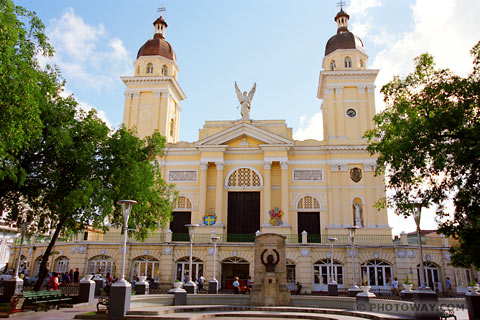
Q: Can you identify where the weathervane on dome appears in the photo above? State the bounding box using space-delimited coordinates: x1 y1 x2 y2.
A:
337 1 347 10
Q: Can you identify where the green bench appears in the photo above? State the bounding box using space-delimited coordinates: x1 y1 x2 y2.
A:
23 290 72 311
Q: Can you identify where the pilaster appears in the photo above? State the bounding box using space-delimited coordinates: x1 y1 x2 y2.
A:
263 161 272 225
198 162 209 218
215 162 224 226
280 161 289 225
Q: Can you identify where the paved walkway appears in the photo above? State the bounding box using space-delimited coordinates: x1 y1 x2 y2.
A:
8 302 97 320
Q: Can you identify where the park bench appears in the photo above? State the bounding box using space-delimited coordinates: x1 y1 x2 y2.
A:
440 306 456 320
96 296 109 312
23 290 72 311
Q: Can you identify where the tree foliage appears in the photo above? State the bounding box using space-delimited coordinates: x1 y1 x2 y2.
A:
365 41 480 268
0 0 177 289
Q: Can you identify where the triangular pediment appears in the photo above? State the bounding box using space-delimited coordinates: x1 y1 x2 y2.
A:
194 122 294 147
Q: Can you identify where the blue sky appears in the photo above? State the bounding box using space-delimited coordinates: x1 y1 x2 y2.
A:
15 0 480 235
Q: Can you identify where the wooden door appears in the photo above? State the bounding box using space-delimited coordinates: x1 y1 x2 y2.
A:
227 192 260 241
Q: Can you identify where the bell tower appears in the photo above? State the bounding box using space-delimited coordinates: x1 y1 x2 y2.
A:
317 9 378 144
121 14 185 142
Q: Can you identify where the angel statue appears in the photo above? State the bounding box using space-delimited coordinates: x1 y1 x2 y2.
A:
235 81 256 120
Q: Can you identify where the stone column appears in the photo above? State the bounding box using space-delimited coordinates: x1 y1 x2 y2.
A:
198 162 208 218
280 161 289 225
215 162 224 225
335 87 345 138
263 161 272 225
357 86 368 136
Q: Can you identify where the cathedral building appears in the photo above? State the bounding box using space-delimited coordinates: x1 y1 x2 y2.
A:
10 9 477 294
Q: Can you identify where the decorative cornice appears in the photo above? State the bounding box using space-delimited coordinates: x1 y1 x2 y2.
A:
200 162 209 171
121 76 186 101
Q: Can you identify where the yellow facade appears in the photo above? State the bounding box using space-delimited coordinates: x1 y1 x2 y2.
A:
10 9 477 295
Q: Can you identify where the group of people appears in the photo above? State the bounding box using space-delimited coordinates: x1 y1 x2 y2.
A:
47 268 80 290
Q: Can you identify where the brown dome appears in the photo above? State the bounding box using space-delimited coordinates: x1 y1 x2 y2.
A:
137 33 176 60
325 31 365 56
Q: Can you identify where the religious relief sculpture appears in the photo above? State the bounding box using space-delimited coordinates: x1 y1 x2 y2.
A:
235 81 256 120
353 202 362 227
261 249 280 273
268 208 284 226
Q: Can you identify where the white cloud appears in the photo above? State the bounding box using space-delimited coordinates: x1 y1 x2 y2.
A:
60 89 112 128
45 8 131 90
347 0 382 38
293 112 323 141
372 0 480 110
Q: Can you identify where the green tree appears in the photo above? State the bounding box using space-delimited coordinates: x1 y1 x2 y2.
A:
0 0 56 183
365 42 480 268
0 0 177 289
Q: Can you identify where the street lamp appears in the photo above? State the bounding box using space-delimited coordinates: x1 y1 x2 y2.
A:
413 203 428 290
109 199 136 320
184 223 199 293
328 237 338 296
209 235 220 294
117 200 137 282
347 226 361 296
13 218 30 278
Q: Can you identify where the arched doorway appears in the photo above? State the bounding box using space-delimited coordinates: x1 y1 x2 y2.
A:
175 257 203 283
361 260 393 289
221 257 249 289
130 256 159 282
313 259 344 291
417 262 442 292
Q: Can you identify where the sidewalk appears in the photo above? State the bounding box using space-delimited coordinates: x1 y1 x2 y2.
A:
7 302 97 320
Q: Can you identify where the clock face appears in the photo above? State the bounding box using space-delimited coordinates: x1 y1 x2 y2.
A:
346 108 357 118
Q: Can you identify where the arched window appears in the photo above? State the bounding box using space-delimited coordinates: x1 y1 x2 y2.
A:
88 255 115 277
361 260 392 288
359 59 364 68
417 262 442 292
55 256 69 274
297 196 320 210
344 56 352 68
175 257 204 282
131 256 160 282
227 168 262 187
136 66 140 75
162 65 168 76
330 60 336 71
313 259 344 291
146 63 153 74
173 196 192 210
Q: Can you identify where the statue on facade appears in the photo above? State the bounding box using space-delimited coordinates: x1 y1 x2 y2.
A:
235 81 256 120
261 249 279 273
353 202 362 227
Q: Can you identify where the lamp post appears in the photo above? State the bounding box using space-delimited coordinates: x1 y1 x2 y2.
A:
13 219 29 278
412 203 427 290
184 224 199 293
328 237 338 296
5 217 31 299
347 226 361 296
209 235 220 294
109 199 137 320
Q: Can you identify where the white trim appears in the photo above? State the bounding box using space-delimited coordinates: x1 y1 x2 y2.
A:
295 194 322 210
